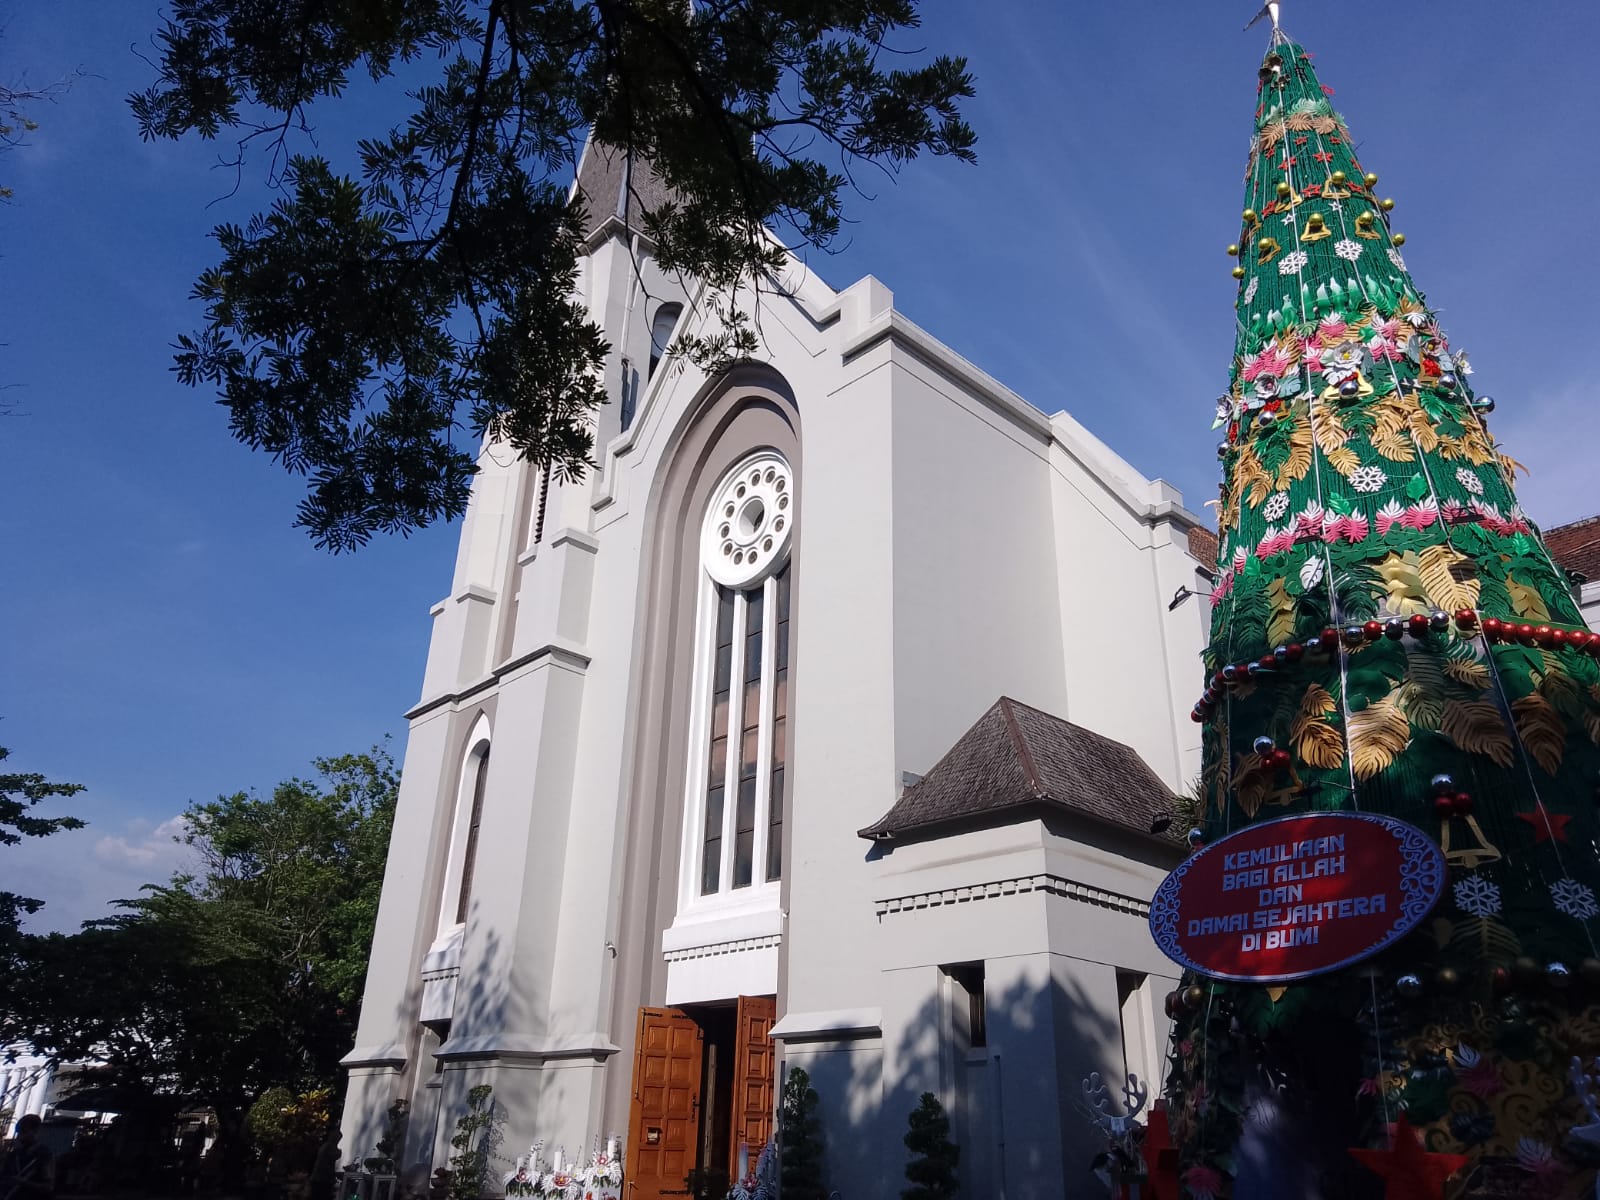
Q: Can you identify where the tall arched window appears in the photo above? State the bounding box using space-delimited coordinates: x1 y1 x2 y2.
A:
649 303 683 378
438 719 492 933
686 452 794 901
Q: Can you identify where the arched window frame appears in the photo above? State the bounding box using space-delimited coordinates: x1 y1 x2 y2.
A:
437 714 492 934
649 303 683 379
676 451 794 917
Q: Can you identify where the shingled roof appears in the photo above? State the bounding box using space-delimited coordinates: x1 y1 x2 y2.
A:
1545 514 1600 583
858 697 1178 844
574 141 675 242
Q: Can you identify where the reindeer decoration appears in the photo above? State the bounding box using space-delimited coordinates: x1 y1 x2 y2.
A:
1079 1072 1151 1198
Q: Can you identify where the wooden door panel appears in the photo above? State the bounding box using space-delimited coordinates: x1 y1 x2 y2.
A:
626 1008 703 1199
728 995 777 1175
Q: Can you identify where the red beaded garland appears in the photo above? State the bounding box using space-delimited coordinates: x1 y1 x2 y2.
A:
1455 609 1478 629
1363 620 1384 640
1451 792 1474 815
1433 795 1455 818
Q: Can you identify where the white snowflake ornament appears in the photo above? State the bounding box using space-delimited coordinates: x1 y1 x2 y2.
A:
1387 247 1406 270
1455 467 1484 496
1279 250 1308 275
1334 239 1362 262
1551 879 1599 921
1454 875 1501 918
1263 492 1290 521
1243 275 1259 304
1350 465 1388 494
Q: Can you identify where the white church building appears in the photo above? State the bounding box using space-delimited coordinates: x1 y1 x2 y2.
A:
339 146 1216 1198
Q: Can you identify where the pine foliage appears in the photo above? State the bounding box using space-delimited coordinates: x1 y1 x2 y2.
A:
902 1092 960 1200
778 1066 826 1200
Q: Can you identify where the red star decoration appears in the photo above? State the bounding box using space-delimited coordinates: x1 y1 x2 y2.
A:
1313 150 1335 163
1302 183 1323 198
1330 136 1342 144
1518 808 1572 843
1263 200 1280 215
1294 135 1309 145
1278 156 1297 170
1348 1114 1470 1199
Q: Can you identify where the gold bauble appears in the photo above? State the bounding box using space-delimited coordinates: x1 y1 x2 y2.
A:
1183 984 1207 1010
1363 172 1379 187
1227 243 1240 257
1232 266 1246 279
1275 180 1291 197
1242 208 1258 223
1307 213 1325 229
1380 197 1395 211
1257 237 1273 251
1435 966 1461 992
1329 170 1346 184
1392 233 1406 246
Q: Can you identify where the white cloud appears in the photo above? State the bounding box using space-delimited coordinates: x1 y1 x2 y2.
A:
11 814 194 934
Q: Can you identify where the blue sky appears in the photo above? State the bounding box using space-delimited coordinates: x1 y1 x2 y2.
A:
4 1 1596 930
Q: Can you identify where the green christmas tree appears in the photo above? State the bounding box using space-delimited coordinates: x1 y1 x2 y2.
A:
1164 20 1600 1197
778 1067 827 1200
902 1092 960 1200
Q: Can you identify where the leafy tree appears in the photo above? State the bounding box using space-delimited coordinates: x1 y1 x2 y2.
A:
0 745 397 1181
901 1092 958 1200
445 1085 496 1200
0 745 84 952
778 1066 825 1200
134 0 976 550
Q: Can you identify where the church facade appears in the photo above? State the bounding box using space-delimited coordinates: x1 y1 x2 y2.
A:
339 147 1217 1198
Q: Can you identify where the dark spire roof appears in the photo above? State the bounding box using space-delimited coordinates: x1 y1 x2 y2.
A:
858 697 1178 844
573 140 674 242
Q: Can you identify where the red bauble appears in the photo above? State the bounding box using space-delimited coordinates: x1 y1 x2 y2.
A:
1451 792 1474 815
1517 623 1537 644
1481 617 1503 640
1588 632 1600 655
1212 670 1226 689
1191 708 1205 723
1321 626 1340 646
1407 613 1430 636
1491 966 1512 993
1455 609 1478 629
1285 643 1304 662
1433 795 1455 818
1550 628 1569 647
1270 748 1292 770
1363 620 1384 640
1259 654 1277 670
1535 625 1556 647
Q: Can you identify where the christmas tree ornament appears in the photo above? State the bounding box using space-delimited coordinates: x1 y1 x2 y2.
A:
1353 211 1380 239
1432 794 1455 818
1435 967 1460 992
1231 266 1245 279
1391 232 1406 246
1454 609 1478 630
1183 984 1207 1010
1384 617 1406 640
1380 197 1395 211
1253 734 1276 755
1243 207 1259 225
1363 172 1379 187
1330 170 1346 185
1440 810 1502 869
1362 620 1384 641
1470 395 1495 412
1276 180 1291 198
1187 828 1206 849
1256 236 1281 263
1395 973 1423 998
1431 774 1455 795
1517 808 1573 843
1227 243 1240 256
1302 212 1331 241
1549 962 1572 988
1450 792 1473 815
1428 610 1450 632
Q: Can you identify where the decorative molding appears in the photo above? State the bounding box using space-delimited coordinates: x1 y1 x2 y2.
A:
768 1007 882 1043
405 641 592 720
874 872 1150 919
663 933 782 964
340 1044 408 1072
433 1033 620 1064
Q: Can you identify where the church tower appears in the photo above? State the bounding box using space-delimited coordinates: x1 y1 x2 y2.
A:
1165 18 1600 1197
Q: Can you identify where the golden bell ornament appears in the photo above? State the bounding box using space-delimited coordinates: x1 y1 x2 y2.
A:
1256 236 1281 264
1380 197 1395 211
1302 212 1331 242
1392 233 1406 246
1257 237 1273 252
1363 172 1378 187
1353 211 1380 240
1232 266 1246 279
1329 170 1346 185
1275 180 1291 198
1242 208 1259 225
1227 243 1240 257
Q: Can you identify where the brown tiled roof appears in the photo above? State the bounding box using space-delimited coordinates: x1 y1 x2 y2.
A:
1545 515 1600 582
1187 526 1219 573
858 697 1177 843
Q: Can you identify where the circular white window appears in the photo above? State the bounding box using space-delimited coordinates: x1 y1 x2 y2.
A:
701 451 794 587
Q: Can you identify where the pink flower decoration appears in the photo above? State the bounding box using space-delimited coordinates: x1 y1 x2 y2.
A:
1400 498 1439 530
1315 316 1348 346
1355 1076 1382 1098
1294 504 1326 541
1182 1165 1224 1199
1338 513 1370 543
1243 344 1294 382
1375 500 1403 536
1442 498 1473 525
1459 1059 1504 1099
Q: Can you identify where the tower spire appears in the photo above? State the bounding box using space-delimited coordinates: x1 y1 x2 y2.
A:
1161 29 1600 1199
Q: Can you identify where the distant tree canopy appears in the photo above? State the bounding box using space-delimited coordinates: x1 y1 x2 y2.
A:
0 746 397 1120
137 0 977 550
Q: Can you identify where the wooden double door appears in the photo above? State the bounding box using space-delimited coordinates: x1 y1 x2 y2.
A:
625 996 776 1199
